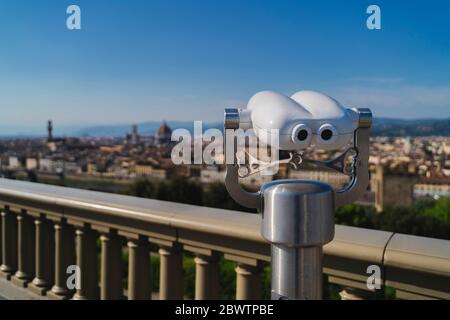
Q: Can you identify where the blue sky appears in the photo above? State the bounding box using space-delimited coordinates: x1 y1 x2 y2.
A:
0 0 450 133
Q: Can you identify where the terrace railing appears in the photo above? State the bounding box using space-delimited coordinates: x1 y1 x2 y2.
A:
0 178 449 300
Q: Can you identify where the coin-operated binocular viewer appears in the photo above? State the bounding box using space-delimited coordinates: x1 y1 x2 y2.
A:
224 90 372 300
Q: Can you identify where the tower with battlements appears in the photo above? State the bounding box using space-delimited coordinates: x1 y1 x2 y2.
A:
47 120 53 142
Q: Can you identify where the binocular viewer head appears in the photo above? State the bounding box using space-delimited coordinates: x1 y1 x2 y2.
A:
224 89 371 211
223 89 373 301
239 90 360 151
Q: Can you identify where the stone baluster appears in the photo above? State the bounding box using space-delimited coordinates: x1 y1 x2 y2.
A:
194 253 220 300
235 263 263 300
12 210 35 287
159 244 183 300
0 209 2 267
73 225 99 300
127 236 151 300
0 206 18 280
48 219 76 300
100 229 124 300
339 287 374 300
29 215 55 295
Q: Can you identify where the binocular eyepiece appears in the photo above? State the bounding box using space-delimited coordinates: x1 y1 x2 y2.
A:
238 90 360 151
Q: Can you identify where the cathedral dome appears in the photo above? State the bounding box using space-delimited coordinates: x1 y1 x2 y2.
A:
156 121 172 145
157 121 172 136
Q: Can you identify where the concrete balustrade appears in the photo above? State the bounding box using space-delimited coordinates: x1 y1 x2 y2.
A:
0 211 2 268
0 211 2 267
73 225 99 300
339 288 376 300
159 245 183 299
29 215 54 295
235 263 262 300
48 219 76 300
100 230 124 300
127 236 151 300
0 178 448 300
194 253 220 300
11 209 35 287
0 207 18 280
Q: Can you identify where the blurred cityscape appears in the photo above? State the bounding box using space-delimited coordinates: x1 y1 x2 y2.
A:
0 120 449 214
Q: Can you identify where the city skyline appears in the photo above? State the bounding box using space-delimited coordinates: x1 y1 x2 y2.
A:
1 0 450 131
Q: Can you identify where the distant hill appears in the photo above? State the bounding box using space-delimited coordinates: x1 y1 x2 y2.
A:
371 118 450 137
74 118 450 138
73 121 223 137
1 118 449 138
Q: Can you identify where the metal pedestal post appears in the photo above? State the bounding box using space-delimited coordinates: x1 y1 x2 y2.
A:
261 180 335 300
271 245 323 300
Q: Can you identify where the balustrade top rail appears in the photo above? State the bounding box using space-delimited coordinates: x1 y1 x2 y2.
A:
0 178 449 300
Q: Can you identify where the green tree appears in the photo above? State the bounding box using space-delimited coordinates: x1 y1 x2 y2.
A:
183 255 196 299
219 258 237 300
414 199 435 211
154 180 169 200
27 170 38 182
376 206 450 239
423 197 450 225
128 178 156 198
335 200 450 240
335 204 375 228
203 182 255 213
166 176 203 205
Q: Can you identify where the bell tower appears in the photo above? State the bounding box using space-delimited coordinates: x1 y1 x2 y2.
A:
47 120 53 142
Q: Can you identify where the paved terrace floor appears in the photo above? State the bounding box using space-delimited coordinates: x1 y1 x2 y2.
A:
0 277 47 300
0 277 161 300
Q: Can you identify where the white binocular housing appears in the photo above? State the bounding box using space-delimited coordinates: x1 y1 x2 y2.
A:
224 90 372 300
238 90 360 150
